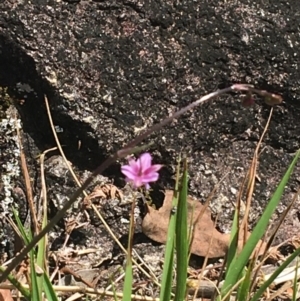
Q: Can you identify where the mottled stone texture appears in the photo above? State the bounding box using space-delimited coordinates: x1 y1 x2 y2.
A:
0 1 300 236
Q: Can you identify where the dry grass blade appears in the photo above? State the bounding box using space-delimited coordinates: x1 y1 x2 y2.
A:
234 108 273 298
0 283 160 301
15 115 39 235
65 292 83 301
257 185 300 264
44 96 86 249
266 281 292 301
215 107 274 300
240 108 274 247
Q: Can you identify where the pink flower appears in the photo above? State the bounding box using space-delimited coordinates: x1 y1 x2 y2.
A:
121 153 162 189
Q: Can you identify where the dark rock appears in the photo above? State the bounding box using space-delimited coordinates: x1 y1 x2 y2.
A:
0 0 300 255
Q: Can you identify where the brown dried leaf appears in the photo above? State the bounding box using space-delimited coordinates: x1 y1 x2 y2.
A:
83 184 123 207
142 190 266 258
109 185 123 199
87 187 107 200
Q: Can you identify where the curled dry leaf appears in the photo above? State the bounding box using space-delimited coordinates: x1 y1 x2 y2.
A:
83 184 123 209
142 190 266 258
95 183 123 200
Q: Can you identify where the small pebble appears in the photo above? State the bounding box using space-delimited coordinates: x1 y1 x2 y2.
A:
230 187 237 195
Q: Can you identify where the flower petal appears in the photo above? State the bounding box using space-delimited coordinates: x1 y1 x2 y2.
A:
141 171 159 183
128 158 140 174
148 164 163 172
132 177 143 188
139 153 152 172
121 165 137 180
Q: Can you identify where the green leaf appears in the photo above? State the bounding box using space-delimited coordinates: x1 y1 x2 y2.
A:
0 266 30 300
12 209 41 301
159 157 181 301
237 261 254 301
226 210 239 272
292 258 299 301
122 254 133 301
12 208 30 245
159 193 178 301
36 199 48 299
174 157 188 301
43 273 59 301
122 194 137 301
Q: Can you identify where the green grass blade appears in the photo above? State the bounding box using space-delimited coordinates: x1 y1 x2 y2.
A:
236 269 249 301
222 210 241 301
26 231 39 301
12 208 30 245
237 259 254 301
26 229 39 301
159 193 178 301
38 201 57 300
43 273 59 301
250 247 300 301
122 197 135 301
12 209 40 301
292 258 299 301
36 199 48 299
29 249 39 301
226 210 239 271
160 157 181 301
0 266 30 300
174 157 188 301
6 210 31 299
122 254 133 301
222 150 300 297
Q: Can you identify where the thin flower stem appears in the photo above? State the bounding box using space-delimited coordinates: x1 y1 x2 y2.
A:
0 84 277 283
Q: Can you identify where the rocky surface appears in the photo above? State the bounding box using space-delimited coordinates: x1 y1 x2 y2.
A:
0 0 300 262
